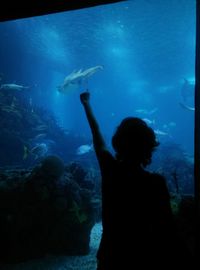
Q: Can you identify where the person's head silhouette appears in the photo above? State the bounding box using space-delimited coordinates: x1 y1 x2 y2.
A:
112 117 159 167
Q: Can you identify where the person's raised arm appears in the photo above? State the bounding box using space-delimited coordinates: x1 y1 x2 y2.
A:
80 91 107 155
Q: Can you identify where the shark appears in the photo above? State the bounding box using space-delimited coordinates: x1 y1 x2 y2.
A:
179 102 195 111
57 65 103 94
179 78 195 112
0 83 29 91
180 78 194 102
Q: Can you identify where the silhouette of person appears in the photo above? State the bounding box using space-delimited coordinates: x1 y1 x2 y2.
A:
80 91 193 269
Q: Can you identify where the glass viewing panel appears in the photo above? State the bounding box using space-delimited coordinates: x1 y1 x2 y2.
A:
0 0 195 269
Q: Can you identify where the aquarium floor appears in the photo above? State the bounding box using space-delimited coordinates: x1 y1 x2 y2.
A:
0 222 102 270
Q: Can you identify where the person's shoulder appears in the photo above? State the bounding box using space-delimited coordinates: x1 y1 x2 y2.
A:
148 171 170 195
147 171 167 186
97 149 115 171
149 171 166 180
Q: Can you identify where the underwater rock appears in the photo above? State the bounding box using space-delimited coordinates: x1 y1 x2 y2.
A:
0 160 97 263
149 142 194 194
66 162 95 190
40 155 65 178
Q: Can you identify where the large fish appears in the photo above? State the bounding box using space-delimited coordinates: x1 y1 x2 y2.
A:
0 83 29 91
57 65 103 94
23 143 48 160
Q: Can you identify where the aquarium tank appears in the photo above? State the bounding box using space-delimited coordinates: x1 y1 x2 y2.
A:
0 0 196 269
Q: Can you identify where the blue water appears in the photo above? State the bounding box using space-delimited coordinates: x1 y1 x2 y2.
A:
0 0 195 165
0 1 195 267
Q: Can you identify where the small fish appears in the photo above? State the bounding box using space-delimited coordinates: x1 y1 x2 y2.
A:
142 118 155 125
76 144 93 155
33 133 47 140
33 124 48 131
23 143 48 160
0 83 29 91
135 108 147 114
1 105 22 118
154 129 169 136
135 108 158 115
58 65 103 94
168 122 177 127
149 108 158 115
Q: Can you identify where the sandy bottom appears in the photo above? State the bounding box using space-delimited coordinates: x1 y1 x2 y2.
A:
1 223 102 270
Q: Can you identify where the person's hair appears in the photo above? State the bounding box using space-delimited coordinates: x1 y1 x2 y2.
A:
112 117 159 167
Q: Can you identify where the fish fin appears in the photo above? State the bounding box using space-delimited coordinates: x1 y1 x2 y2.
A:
96 65 104 70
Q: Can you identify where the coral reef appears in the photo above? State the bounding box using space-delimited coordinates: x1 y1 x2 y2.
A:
0 89 91 167
149 142 194 194
148 142 195 255
0 157 99 263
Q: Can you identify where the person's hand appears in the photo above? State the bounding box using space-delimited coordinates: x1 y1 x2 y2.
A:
80 91 90 105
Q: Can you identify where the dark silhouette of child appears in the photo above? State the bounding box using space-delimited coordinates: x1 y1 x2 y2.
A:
80 91 193 269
